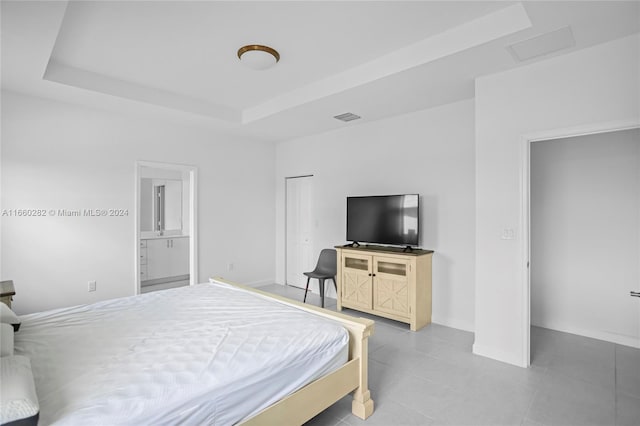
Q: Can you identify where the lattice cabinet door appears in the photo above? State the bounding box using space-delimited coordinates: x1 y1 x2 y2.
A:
373 257 410 318
341 253 373 310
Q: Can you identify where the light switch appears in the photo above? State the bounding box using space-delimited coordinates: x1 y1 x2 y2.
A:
501 228 515 240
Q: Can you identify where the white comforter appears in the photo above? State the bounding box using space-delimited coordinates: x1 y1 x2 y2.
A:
15 281 348 425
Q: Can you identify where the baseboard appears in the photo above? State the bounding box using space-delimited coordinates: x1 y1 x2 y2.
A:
431 315 474 333
472 342 526 368
532 320 640 349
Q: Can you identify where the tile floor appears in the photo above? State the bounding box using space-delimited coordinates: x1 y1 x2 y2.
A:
259 284 640 426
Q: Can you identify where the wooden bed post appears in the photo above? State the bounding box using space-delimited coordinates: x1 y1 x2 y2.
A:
351 324 374 419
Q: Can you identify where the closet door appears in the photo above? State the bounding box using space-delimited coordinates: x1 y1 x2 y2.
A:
285 176 314 289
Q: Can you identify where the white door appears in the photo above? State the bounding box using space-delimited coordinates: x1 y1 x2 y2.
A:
286 176 315 289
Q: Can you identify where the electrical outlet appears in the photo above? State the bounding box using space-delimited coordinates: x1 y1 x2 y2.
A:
227 263 234 271
88 281 97 292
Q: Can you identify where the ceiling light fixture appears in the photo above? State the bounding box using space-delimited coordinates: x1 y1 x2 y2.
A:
237 45 280 70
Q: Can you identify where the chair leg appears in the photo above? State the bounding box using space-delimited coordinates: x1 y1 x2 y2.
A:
319 278 325 308
303 277 311 303
332 276 337 291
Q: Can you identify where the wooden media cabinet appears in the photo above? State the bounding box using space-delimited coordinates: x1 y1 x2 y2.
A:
336 246 433 331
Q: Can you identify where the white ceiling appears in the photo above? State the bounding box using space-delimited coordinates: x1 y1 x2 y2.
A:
2 1 639 142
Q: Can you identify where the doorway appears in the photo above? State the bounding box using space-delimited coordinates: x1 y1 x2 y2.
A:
135 161 198 294
285 175 314 289
522 123 640 366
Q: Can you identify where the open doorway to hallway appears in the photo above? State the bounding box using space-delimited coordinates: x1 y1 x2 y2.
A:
529 127 639 362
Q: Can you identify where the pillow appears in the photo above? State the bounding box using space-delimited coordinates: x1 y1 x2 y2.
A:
0 324 14 357
0 355 39 426
0 304 20 332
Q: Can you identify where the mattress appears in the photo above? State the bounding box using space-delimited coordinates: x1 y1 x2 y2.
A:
14 281 349 425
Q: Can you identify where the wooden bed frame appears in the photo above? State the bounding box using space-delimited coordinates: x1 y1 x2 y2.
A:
213 278 375 425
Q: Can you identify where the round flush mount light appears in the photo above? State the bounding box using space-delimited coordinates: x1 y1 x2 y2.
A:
237 45 280 70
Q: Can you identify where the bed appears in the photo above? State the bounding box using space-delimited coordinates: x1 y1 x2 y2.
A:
12 278 374 425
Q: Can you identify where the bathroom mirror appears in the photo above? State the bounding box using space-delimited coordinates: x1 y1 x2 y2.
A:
140 178 182 234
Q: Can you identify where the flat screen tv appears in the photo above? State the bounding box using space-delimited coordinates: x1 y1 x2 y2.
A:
346 194 419 247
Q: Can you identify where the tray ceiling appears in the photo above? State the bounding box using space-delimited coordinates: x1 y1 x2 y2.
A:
2 1 638 141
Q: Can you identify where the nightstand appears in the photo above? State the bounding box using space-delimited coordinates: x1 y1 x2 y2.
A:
0 280 16 308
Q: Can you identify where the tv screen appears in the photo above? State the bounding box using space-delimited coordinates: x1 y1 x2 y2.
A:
346 194 419 247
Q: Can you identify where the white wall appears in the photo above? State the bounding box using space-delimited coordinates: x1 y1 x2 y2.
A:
276 99 476 331
475 34 640 366
531 129 639 347
0 92 275 314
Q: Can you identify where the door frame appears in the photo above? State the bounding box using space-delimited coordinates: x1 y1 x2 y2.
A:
135 160 198 295
284 174 314 289
519 119 639 367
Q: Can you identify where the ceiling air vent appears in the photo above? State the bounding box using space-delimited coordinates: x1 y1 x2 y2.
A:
507 26 575 62
334 112 361 122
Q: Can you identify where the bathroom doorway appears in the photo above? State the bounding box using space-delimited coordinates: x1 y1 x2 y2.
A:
135 161 198 294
